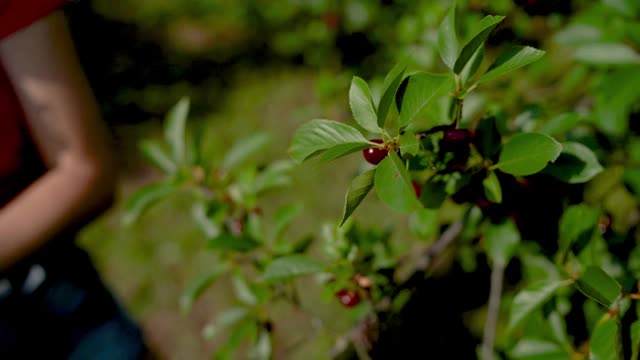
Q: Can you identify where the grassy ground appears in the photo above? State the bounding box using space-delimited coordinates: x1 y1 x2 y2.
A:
78 68 416 359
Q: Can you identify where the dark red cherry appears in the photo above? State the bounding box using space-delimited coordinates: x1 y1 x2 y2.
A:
335 289 361 308
363 139 388 165
443 129 472 146
412 181 422 198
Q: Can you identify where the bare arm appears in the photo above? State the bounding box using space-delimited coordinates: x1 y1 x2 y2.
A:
0 11 115 270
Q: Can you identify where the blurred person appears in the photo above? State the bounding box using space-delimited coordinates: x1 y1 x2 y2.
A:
0 1 148 358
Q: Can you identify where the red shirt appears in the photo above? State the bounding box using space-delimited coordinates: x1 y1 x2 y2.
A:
0 0 67 206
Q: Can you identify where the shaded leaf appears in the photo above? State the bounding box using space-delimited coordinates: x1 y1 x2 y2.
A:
459 44 485 85
483 170 503 204
453 15 505 73
558 205 600 256
341 169 375 226
377 62 407 128
374 152 421 213
545 142 603 184
576 266 621 307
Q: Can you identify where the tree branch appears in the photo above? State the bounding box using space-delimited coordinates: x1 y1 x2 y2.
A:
481 261 505 360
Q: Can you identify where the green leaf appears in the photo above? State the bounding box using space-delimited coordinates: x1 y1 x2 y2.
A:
122 181 175 225
192 201 221 239
545 142 604 184
631 318 640 360
164 97 190 164
486 220 520 265
216 307 250 328
374 152 421 213
248 329 272 360
438 2 458 70
419 178 448 209
453 15 505 74
509 339 570 360
208 232 260 252
398 72 453 128
574 43 640 65
180 263 229 313
409 208 439 240
231 272 258 306
254 160 294 194
262 255 324 283
508 280 572 331
495 132 562 176
479 46 546 83
590 315 623 360
558 205 601 256
341 169 375 226
139 140 177 174
222 133 272 172
273 204 304 240
539 113 581 136
576 267 621 307
216 319 257 359
475 115 503 158
483 170 503 204
318 143 371 163
459 44 485 85
349 77 380 133
377 62 407 128
289 119 369 163
399 131 420 157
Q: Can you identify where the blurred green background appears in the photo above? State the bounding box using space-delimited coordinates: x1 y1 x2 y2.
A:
64 0 639 358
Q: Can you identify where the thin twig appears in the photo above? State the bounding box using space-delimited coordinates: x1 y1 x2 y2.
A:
416 221 464 272
482 261 505 360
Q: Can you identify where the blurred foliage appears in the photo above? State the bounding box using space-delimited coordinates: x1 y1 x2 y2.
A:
73 0 640 358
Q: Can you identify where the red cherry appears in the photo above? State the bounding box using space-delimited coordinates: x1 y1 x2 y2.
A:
362 139 388 165
412 181 422 198
322 11 340 30
443 129 472 146
475 197 492 211
335 289 361 308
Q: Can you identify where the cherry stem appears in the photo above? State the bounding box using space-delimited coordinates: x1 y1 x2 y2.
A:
453 98 464 128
